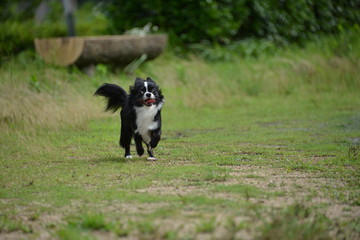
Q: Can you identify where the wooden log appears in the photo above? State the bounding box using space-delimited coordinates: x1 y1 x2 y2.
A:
34 35 167 67
34 37 84 66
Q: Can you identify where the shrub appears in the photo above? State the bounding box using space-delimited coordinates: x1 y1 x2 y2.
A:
106 0 360 45
106 0 240 45
237 0 360 45
0 1 109 57
1 0 359 57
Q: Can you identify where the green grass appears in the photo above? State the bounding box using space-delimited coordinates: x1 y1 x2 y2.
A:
257 204 332 240
0 31 360 239
0 214 32 234
196 217 216 233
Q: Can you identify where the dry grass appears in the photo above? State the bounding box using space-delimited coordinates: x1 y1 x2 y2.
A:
0 82 100 132
0 31 359 130
0 64 103 133
146 40 360 109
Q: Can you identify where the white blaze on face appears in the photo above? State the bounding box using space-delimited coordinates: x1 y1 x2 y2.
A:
143 81 155 102
144 81 149 92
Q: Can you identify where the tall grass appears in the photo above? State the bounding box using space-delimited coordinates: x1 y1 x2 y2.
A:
0 62 101 133
148 31 359 99
0 31 359 133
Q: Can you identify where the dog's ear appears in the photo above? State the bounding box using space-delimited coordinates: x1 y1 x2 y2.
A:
134 77 144 85
146 77 155 83
130 77 143 93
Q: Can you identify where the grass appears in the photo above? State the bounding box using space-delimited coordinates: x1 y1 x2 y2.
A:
0 31 360 239
196 217 216 233
258 204 332 240
0 214 32 234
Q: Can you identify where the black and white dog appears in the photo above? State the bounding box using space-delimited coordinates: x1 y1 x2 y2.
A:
94 77 164 160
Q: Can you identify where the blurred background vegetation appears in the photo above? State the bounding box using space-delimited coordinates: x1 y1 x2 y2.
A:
1 0 359 59
1 0 359 130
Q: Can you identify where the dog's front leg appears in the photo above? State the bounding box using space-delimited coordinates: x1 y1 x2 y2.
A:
134 133 144 156
150 128 161 149
146 144 156 161
145 128 161 161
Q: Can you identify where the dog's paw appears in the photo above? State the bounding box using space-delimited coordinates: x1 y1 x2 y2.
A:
125 155 133 159
137 148 144 156
147 157 156 161
149 141 159 149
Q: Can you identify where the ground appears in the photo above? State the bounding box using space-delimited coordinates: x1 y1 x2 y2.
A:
1 93 359 239
1 31 360 239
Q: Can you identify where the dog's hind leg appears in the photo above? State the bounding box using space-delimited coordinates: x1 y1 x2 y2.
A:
120 125 133 159
134 133 144 156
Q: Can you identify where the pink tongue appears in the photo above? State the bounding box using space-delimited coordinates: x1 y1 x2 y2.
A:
146 99 156 103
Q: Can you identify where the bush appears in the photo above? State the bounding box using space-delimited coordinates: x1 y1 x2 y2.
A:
189 38 277 61
0 1 109 57
0 21 34 56
106 0 360 45
106 0 240 45
237 0 360 45
1 0 359 57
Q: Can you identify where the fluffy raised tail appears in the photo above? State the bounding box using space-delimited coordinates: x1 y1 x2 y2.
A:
94 83 128 113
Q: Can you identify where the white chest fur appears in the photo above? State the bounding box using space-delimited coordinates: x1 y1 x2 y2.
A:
134 104 161 144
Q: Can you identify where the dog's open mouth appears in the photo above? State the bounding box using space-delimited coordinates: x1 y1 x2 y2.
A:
144 99 156 106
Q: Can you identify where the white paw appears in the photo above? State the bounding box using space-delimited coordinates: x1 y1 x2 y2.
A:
125 155 133 159
147 157 157 161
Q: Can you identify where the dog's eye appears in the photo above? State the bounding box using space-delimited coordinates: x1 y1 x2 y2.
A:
140 91 144 95
152 89 157 93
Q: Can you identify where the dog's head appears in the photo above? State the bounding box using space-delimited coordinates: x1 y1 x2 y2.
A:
130 77 164 107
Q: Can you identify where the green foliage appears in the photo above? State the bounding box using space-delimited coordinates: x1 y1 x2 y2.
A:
0 0 41 21
0 1 109 57
74 2 110 36
190 38 277 61
0 1 63 56
0 21 36 56
106 0 360 46
106 0 240 45
29 74 41 93
1 0 359 58
242 0 360 45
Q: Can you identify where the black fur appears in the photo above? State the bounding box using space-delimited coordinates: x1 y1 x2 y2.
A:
94 77 164 160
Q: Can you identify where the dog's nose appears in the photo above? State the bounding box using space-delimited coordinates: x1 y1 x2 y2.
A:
146 93 151 98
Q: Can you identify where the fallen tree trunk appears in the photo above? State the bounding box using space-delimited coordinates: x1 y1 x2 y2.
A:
34 34 167 67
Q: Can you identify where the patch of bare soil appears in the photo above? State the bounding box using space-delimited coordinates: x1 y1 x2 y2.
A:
0 232 25 240
2 165 358 240
134 164 359 222
226 165 358 213
117 164 359 238
135 185 207 196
